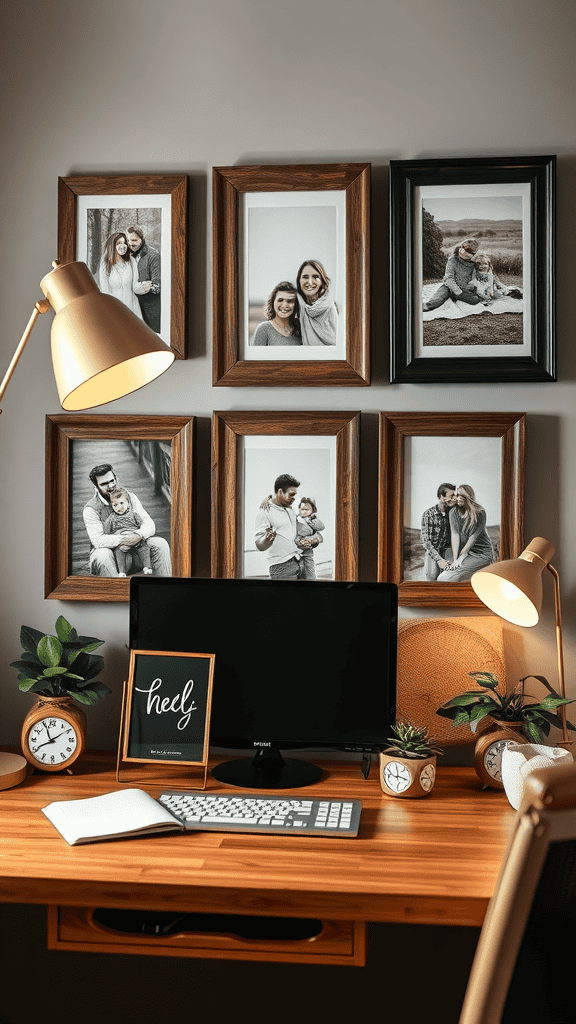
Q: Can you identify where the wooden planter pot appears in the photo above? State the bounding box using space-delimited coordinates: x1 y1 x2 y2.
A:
379 751 436 798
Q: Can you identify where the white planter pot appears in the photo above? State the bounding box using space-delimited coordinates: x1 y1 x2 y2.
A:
500 742 573 810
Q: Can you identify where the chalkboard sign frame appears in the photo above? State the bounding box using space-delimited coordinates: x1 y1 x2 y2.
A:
117 650 215 786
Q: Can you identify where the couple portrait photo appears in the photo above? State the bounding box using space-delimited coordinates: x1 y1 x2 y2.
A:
244 191 346 359
77 197 170 342
242 438 335 580
418 183 529 355
402 435 501 584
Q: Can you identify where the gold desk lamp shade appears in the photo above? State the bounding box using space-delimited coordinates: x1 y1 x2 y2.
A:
40 261 175 410
471 537 571 747
470 537 554 627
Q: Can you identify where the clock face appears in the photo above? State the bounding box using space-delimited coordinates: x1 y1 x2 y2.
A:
483 739 509 782
383 760 412 794
419 763 436 793
27 716 78 769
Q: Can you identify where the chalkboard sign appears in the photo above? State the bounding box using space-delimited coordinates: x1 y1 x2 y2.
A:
122 650 215 766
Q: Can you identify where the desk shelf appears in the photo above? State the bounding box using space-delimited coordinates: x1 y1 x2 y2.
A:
48 906 368 966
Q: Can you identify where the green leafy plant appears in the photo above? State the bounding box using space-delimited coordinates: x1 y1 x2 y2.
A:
386 722 443 759
436 671 575 743
10 615 111 706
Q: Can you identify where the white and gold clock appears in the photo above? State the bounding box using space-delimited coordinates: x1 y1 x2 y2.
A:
21 697 86 772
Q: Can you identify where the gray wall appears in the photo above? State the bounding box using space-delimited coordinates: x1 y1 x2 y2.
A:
1 0 575 754
1 4 575 1023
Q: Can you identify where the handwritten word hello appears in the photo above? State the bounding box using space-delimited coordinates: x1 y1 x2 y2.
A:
136 678 197 731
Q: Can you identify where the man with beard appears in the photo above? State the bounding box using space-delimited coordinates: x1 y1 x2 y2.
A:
420 482 456 581
83 463 171 577
127 226 161 332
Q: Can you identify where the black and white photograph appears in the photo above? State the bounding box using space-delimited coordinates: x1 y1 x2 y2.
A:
212 163 370 386
242 436 336 580
57 174 188 358
78 196 168 340
70 438 172 580
243 191 346 359
419 185 529 355
402 435 501 583
378 412 525 608
45 415 193 602
211 410 359 580
389 156 556 384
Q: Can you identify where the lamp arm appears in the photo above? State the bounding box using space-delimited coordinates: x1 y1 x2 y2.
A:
0 299 51 412
547 563 570 747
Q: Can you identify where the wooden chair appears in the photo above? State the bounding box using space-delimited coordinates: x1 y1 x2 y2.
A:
459 760 576 1024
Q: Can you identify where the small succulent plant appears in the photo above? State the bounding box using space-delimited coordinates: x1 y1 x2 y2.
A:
436 671 575 743
385 722 443 759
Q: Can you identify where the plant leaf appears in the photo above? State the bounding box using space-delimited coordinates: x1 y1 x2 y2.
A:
469 705 492 724
523 719 542 742
42 666 67 677
538 695 574 710
18 677 42 692
55 616 75 642
468 671 500 689
441 692 488 708
20 626 45 656
37 636 62 668
10 659 42 676
452 709 472 728
67 688 96 705
78 680 111 697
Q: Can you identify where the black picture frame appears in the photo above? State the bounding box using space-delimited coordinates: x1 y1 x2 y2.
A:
390 156 556 384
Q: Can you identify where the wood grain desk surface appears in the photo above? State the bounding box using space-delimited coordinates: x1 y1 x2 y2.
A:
0 751 516 927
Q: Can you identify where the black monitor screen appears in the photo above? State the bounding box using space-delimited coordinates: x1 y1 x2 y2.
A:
129 577 398 788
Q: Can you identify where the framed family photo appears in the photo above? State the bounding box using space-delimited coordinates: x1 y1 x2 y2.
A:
58 174 188 358
212 163 370 386
211 411 359 580
390 156 556 383
45 414 194 602
378 412 525 607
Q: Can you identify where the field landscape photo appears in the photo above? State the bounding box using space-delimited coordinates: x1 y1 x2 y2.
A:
421 193 525 347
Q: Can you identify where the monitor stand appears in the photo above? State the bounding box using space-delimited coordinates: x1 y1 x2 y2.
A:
211 749 323 790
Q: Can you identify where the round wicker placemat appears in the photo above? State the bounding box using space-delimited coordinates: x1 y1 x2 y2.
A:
397 616 506 746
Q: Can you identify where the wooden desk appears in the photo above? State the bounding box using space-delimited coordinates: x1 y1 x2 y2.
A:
0 751 515 965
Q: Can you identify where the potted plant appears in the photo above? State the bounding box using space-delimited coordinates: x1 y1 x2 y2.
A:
379 722 442 798
436 671 575 788
12 615 111 772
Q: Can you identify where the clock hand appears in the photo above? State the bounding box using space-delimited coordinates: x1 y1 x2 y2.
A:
33 730 70 751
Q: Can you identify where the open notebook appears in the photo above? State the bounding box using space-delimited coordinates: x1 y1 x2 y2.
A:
42 788 184 845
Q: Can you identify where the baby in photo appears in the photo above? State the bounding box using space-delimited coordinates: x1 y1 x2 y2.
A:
103 487 153 576
296 496 325 579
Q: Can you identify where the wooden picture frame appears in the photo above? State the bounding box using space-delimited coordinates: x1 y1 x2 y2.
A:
120 650 215 767
212 410 360 580
58 174 188 358
212 163 370 386
390 156 556 383
45 414 194 602
378 412 525 607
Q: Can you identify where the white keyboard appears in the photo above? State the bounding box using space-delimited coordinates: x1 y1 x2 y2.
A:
159 791 362 837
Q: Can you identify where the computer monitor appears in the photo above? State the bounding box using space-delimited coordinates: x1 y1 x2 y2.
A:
129 577 398 789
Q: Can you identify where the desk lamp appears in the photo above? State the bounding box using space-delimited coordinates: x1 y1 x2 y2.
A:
0 259 175 788
471 538 571 748
0 260 175 413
